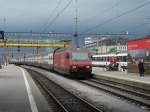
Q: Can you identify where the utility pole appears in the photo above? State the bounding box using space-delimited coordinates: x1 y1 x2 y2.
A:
96 33 99 54
36 42 38 55
3 18 10 65
147 17 150 35
0 31 8 65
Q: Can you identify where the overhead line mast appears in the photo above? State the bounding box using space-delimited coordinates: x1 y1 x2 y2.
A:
148 17 150 35
74 0 79 47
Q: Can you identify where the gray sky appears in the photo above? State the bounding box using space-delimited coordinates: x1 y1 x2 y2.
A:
0 0 150 36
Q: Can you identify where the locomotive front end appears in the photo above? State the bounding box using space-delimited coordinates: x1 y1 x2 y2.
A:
70 51 92 76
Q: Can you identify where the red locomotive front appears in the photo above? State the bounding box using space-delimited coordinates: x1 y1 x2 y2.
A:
70 52 92 74
53 47 92 77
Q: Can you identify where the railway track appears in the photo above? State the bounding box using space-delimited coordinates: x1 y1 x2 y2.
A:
28 69 102 112
80 78 150 109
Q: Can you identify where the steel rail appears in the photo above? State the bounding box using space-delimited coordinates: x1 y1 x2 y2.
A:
80 78 150 108
28 69 103 112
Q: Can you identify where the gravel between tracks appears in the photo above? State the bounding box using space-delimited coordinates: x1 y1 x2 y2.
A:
24 66 148 112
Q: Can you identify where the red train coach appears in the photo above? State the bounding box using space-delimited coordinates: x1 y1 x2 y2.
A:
53 47 92 77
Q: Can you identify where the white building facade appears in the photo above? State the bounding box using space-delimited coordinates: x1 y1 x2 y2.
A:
84 36 127 54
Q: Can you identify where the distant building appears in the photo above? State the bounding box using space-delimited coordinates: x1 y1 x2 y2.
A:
84 36 127 54
84 37 98 53
84 37 97 45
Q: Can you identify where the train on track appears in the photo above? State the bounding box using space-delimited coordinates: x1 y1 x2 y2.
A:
92 53 127 71
11 46 93 78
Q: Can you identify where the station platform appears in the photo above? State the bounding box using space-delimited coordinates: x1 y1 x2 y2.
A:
0 64 49 112
92 67 150 90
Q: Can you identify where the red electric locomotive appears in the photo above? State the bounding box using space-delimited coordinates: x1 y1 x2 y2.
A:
53 46 92 77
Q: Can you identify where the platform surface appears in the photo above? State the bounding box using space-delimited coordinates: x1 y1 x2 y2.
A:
0 64 49 112
92 67 150 85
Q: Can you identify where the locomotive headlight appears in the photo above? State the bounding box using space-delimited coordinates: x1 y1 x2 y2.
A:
72 66 77 69
86 66 90 68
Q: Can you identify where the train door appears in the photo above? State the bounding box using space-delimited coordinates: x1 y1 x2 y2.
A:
64 52 70 72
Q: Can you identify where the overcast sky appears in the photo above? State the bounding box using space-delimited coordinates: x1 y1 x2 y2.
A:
0 0 150 36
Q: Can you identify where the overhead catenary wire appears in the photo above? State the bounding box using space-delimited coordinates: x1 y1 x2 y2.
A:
130 23 149 36
82 0 123 23
40 0 62 32
83 0 150 33
121 22 148 32
42 0 73 33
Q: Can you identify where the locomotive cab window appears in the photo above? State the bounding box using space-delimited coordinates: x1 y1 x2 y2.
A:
72 52 89 60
